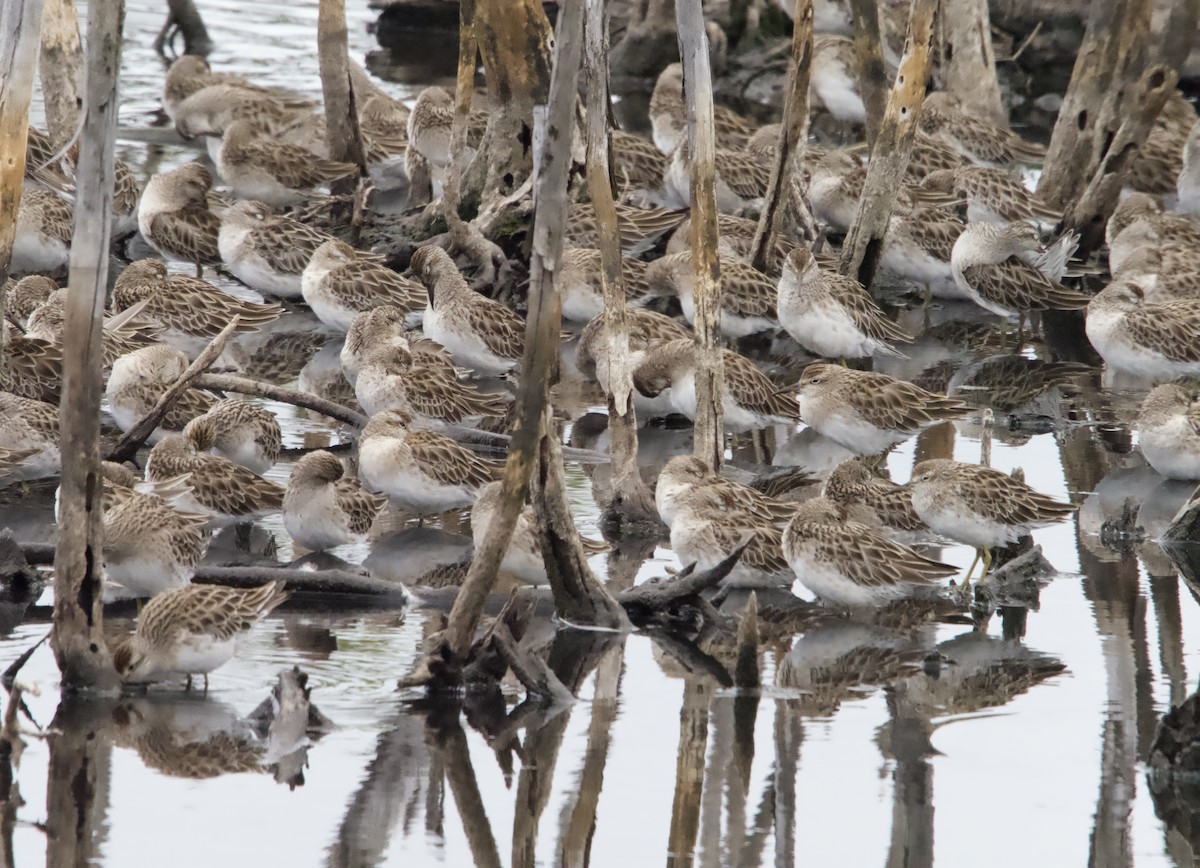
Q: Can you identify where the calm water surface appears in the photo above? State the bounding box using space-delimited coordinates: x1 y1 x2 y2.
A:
3 2 1200 866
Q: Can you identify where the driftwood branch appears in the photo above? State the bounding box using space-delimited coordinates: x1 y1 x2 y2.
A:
617 543 747 610
676 0 725 470
105 316 240 463
584 0 660 532
52 0 124 690
195 372 368 428
838 0 935 289
848 0 888 147
751 0 815 272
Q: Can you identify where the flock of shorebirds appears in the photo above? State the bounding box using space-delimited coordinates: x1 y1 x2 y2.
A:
7 20 1200 690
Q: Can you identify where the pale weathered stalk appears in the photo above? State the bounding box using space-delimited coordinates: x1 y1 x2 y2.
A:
317 0 367 235
1037 0 1151 209
676 0 724 470
751 0 815 272
848 0 888 148
51 0 124 690
584 0 659 530
0 0 46 355
443 0 478 223
38 0 82 146
838 0 936 289
938 0 1005 125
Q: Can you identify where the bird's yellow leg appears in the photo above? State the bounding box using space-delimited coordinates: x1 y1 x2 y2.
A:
981 547 993 579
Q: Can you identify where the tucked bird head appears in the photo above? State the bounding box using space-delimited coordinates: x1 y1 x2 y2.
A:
909 459 957 486
100 461 142 489
309 238 357 270
1088 280 1145 314
174 162 215 202
362 408 414 439
824 458 874 496
658 455 712 487
224 199 273 226
362 343 414 373
787 496 844 524
110 344 190 387
166 54 211 82
9 275 58 326
644 251 689 298
291 450 347 485
183 415 219 451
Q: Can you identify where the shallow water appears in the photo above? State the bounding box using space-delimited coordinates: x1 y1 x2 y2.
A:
4 2 1200 867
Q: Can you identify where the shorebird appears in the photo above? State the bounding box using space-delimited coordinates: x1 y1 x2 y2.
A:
879 205 966 300
645 251 779 338
1138 382 1200 480
1112 246 1200 301
187 400 282 476
27 289 159 369
557 247 656 322
1086 280 1200 382
1176 121 1200 216
146 420 285 525
100 463 209 600
112 580 290 689
138 162 223 274
822 458 927 537
922 166 1060 227
565 202 687 256
665 213 797 264
950 222 1091 321
663 142 771 213
113 259 281 352
283 450 384 551
909 458 1075 579
575 308 691 419
782 497 956 607
649 63 755 155
12 189 72 274
777 247 912 360
0 391 60 483
811 36 866 131
411 245 525 377
669 484 793 590
789 363 968 455
173 83 302 160
354 344 509 427
217 200 342 298
654 455 805 529
918 92 1046 168
0 330 62 403
405 86 487 170
1106 194 1200 274
215 119 357 207
471 481 609 586
106 345 217 442
302 239 425 332
634 338 800 432
357 409 503 517
338 305 457 387
612 130 668 195
8 275 57 327
162 54 312 122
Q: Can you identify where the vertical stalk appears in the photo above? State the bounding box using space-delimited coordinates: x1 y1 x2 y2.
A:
676 0 725 470
51 0 124 689
38 0 82 146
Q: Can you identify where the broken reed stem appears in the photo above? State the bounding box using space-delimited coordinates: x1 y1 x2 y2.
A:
847 0 888 148
584 0 659 528
105 316 240 464
52 0 125 690
317 0 367 235
838 0 936 289
0 0 45 315
750 0 815 272
443 0 478 224
194 373 368 428
38 0 84 147
676 0 725 470
1037 0 1151 209
937 0 1005 125
1065 64 1177 254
